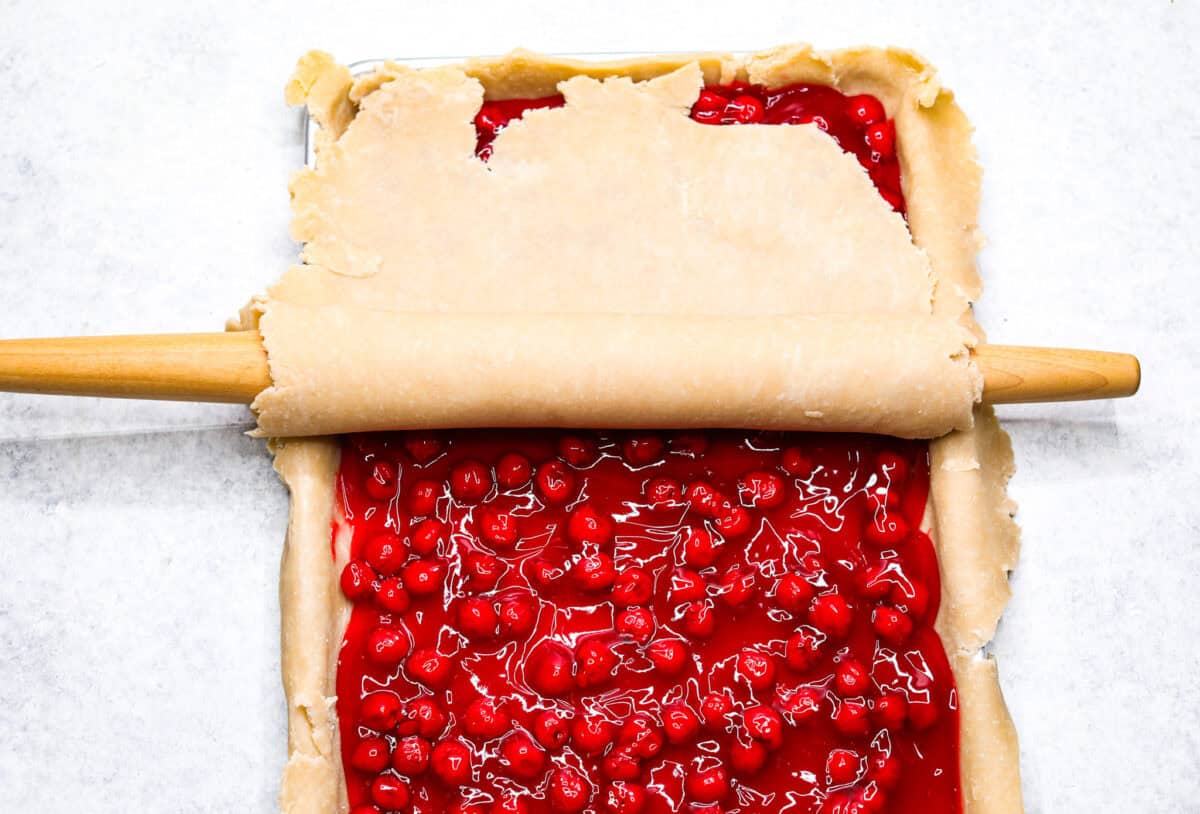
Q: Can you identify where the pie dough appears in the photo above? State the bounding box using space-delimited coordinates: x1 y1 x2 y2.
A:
245 44 1023 814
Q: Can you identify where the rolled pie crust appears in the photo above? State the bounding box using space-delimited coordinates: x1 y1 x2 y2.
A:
251 45 1023 814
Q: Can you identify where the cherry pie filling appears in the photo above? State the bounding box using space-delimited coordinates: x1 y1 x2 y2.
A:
331 85 957 814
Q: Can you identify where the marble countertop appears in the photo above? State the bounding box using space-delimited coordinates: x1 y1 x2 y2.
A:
1 2 1197 811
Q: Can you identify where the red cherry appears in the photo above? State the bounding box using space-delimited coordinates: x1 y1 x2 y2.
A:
670 432 709 456
369 774 410 810
864 511 909 547
490 795 530 814
464 552 506 591
680 526 719 568
340 560 377 602
835 659 871 696
827 748 862 786
779 686 823 725
810 592 854 639
700 692 733 731
409 518 445 556
350 736 391 773
557 435 599 468
463 698 512 740
890 580 930 621
359 691 403 732
870 752 902 788
450 460 492 503
447 799 486 814
729 739 769 775
780 447 813 477
685 760 730 803
573 553 617 592
612 567 654 606
647 638 689 674
873 692 908 730
567 504 614 545
865 121 896 158
743 705 784 749
737 470 786 508
619 713 664 758
604 781 648 814
680 600 716 638
571 714 615 755
785 627 825 671
663 704 700 744
366 626 408 665
527 556 564 589
457 596 498 640
775 573 815 612
363 532 408 577
622 435 665 467
736 649 777 692
375 577 411 614
668 568 707 604
856 561 895 600
496 452 532 489
576 637 619 688
392 735 431 775
727 94 764 123
479 507 519 548
908 695 940 730
548 767 592 813
498 592 538 638
872 605 914 645
431 738 474 786
535 460 575 504
613 606 654 644
713 504 751 538
693 89 728 114
685 482 723 517
403 431 443 464
845 93 886 126
601 745 642 780
408 479 441 516
500 732 546 779
403 697 448 738
408 649 453 688
833 698 871 737
644 477 683 505
532 709 570 749
867 486 901 512
526 641 575 696
876 451 909 487
365 462 397 502
402 560 445 597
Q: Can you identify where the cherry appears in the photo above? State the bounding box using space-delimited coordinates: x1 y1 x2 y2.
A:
876 451 909 487
622 434 665 467
663 704 700 743
855 784 887 814
365 461 397 502
450 459 492 503
392 735 432 775
833 698 871 737
809 592 854 639
532 709 570 749
408 649 453 688
743 705 784 749
360 691 403 732
856 561 895 600
409 518 446 556
369 774 411 810
730 739 769 775
363 532 408 577
737 470 786 508
375 577 411 615
835 659 871 696
870 752 902 789
692 89 728 115
535 460 575 504
680 600 716 638
527 556 563 589
827 748 862 786
700 692 733 731
460 696 513 744
865 121 896 158
846 94 886 126
891 580 930 621
496 452 532 489
431 738 474 786
366 626 409 665
490 795 530 814
864 511 909 547
872 605 914 645
785 627 825 671
573 553 617 592
728 94 765 123
614 607 655 644
601 745 642 780
685 760 730 803
685 482 723 517
403 697 448 738
526 641 575 696
612 567 654 606
500 732 546 779
713 505 751 538
668 568 707 604
604 781 648 814
644 477 683 505
557 435 599 468
548 767 592 813
908 695 940 730
571 714 615 755
670 432 709 456
647 638 689 674
408 478 441 516
780 447 813 477
456 596 498 640
340 560 377 602
479 507 520 548
576 637 619 687
403 431 443 464
402 560 446 597
736 649 777 692
497 592 538 638
779 686 823 725
464 552 506 591
873 692 907 730
775 572 815 612
567 504 614 545
350 736 391 773
619 713 664 758
680 526 719 568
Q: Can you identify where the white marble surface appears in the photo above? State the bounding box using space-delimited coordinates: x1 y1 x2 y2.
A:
1 1 1197 811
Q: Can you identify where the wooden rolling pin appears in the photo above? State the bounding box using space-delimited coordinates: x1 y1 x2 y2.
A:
0 331 1140 405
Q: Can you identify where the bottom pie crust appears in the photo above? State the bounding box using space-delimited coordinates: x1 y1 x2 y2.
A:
263 44 1023 814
